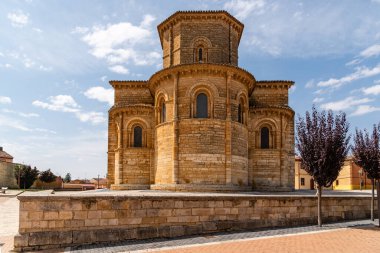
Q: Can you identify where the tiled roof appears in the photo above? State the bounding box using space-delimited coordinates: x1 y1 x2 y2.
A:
0 148 13 159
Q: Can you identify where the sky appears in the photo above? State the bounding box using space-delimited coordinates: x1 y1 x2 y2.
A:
1 0 380 179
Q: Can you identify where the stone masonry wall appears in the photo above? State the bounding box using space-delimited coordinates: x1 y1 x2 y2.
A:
14 193 377 251
0 162 18 188
115 86 153 106
178 120 226 185
122 148 152 185
155 123 174 184
251 84 289 106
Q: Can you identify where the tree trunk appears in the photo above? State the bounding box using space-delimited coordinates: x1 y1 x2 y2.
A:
317 185 322 227
371 179 375 221
377 179 380 227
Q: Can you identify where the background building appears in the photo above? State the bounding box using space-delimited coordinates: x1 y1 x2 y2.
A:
107 11 295 192
295 156 371 190
0 147 19 188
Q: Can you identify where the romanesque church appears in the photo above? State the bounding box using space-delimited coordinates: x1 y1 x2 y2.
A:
107 11 295 191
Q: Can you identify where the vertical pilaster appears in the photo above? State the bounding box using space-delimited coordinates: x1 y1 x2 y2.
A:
225 72 232 184
170 26 173 67
172 73 179 184
119 113 124 184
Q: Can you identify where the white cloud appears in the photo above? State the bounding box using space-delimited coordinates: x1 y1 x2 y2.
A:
359 44 380 59
33 27 42 33
39 65 52 71
2 109 39 118
79 15 160 71
312 97 324 103
82 22 151 58
108 65 129 74
224 0 266 20
84 86 113 105
305 79 314 88
140 14 155 28
0 96 12 104
7 10 29 28
320 96 373 111
32 95 80 113
100 76 107 82
71 26 89 34
76 112 106 124
289 85 296 94
317 64 380 88
345 59 361 66
351 105 380 116
23 57 35 68
32 95 106 124
362 84 380 95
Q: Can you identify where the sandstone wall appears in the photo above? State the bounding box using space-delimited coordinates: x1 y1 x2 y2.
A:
178 120 226 185
0 162 18 188
14 193 377 251
160 14 240 68
155 123 174 184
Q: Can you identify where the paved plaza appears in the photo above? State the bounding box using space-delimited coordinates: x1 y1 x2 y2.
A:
1 190 379 253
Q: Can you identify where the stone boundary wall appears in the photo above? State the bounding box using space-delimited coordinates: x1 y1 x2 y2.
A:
14 193 377 251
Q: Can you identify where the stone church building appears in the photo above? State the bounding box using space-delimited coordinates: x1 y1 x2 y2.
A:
107 11 295 192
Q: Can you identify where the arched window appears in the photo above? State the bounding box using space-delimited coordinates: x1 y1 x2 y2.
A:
261 127 270 149
160 101 166 123
198 48 203 63
133 126 143 147
196 93 208 118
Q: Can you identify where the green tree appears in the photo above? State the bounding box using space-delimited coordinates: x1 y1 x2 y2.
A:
14 165 39 189
296 106 350 226
39 169 57 183
63 173 71 183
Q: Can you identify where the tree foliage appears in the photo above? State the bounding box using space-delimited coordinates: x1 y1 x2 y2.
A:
296 107 350 187
39 169 57 183
352 124 380 180
14 165 39 189
352 123 380 222
63 173 71 183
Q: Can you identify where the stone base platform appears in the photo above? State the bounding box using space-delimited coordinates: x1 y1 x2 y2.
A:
13 190 377 252
110 184 150 190
150 184 252 192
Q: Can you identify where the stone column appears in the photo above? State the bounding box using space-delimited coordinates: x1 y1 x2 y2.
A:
225 72 232 184
172 73 179 184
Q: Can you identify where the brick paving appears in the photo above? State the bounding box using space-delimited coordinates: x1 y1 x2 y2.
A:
0 196 19 253
70 219 379 253
151 227 380 253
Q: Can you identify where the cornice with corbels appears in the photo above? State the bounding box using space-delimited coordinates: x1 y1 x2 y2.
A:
109 104 154 117
255 81 294 90
249 106 294 119
148 63 255 94
157 11 244 48
109 80 148 89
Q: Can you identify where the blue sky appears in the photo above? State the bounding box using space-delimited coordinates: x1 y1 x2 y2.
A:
1 0 380 179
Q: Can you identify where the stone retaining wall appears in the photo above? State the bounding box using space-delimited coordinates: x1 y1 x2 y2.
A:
14 192 377 251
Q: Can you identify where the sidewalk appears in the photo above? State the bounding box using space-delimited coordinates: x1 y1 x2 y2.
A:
70 219 380 253
0 196 19 253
